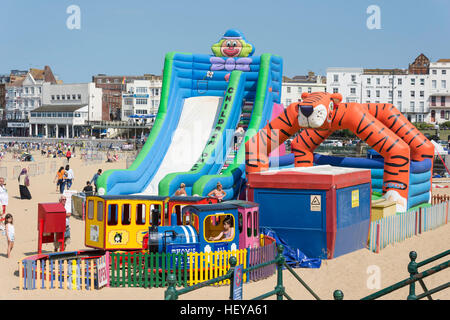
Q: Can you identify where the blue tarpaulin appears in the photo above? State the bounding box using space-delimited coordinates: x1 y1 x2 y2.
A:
261 227 322 269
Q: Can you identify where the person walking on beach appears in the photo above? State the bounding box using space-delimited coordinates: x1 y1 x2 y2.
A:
66 149 72 163
0 177 8 218
90 169 102 194
18 168 32 200
5 213 14 258
65 165 74 190
174 183 187 196
54 167 66 194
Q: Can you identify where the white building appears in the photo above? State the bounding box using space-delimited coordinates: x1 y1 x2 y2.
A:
429 59 450 123
5 66 57 121
327 66 430 123
281 72 327 107
29 82 102 138
121 79 162 120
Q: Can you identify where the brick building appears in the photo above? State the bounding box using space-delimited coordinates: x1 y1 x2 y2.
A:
92 74 162 121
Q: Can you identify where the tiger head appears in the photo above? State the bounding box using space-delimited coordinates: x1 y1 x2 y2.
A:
296 92 342 130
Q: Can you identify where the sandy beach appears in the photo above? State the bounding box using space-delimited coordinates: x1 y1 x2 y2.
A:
0 150 448 300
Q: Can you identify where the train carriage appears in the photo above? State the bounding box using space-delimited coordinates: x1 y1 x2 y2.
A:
85 195 169 251
85 195 217 251
146 201 261 254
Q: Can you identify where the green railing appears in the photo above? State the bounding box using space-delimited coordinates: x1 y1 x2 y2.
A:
164 245 321 300
333 250 450 300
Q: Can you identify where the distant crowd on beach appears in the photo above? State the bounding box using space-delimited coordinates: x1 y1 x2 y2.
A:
0 138 128 258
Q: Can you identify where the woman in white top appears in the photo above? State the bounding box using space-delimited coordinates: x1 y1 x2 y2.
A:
65 165 74 190
0 177 8 217
5 213 14 258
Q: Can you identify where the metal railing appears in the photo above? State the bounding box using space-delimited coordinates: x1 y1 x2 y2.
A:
164 245 321 300
333 250 450 300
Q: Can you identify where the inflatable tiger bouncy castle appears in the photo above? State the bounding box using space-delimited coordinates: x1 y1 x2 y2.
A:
245 92 434 212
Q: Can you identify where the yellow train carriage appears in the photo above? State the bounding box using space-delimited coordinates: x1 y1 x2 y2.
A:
85 195 169 250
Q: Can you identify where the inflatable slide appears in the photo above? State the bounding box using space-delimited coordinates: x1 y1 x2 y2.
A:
96 29 283 198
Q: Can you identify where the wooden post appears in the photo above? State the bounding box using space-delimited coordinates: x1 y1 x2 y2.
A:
45 260 50 290
64 260 68 290
37 260 41 289
90 260 94 290
18 261 23 291
81 260 85 291
376 223 380 253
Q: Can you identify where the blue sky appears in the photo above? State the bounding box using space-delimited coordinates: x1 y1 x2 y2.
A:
1 0 449 82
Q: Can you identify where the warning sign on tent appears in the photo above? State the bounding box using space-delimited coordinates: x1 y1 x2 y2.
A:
310 195 321 211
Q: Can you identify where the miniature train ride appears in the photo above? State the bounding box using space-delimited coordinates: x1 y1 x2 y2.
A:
84 195 262 254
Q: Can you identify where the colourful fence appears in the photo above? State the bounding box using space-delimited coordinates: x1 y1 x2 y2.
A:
187 249 248 286
432 194 450 205
369 201 449 253
110 251 189 288
18 250 106 290
247 243 276 282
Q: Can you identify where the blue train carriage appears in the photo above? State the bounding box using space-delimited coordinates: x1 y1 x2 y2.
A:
145 201 260 254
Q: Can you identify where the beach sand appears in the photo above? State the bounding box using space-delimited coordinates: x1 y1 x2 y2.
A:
0 151 448 300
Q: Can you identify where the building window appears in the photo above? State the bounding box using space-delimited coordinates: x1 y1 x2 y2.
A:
77 94 81 99
442 80 447 89
350 88 356 94
72 94 76 100
136 87 148 93
389 90 393 98
432 80 437 89
154 89 159 96
367 90 371 97
376 90 380 97
333 75 339 82
420 91 424 98
351 75 356 82
286 87 291 93
333 88 339 94
420 101 424 109
62 95 65 100
411 91 415 98
398 90 402 98
51 95 55 100
410 101 415 111
67 95 71 100
389 78 393 85
411 78 415 86
397 101 402 109
441 110 445 119
441 96 446 106
367 78 371 85
431 96 436 106
398 78 402 85
432 70 437 75
136 98 148 105
297 87 302 93
443 70 447 75
420 78 425 85
376 78 380 85
57 95 60 100
308 87 312 93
